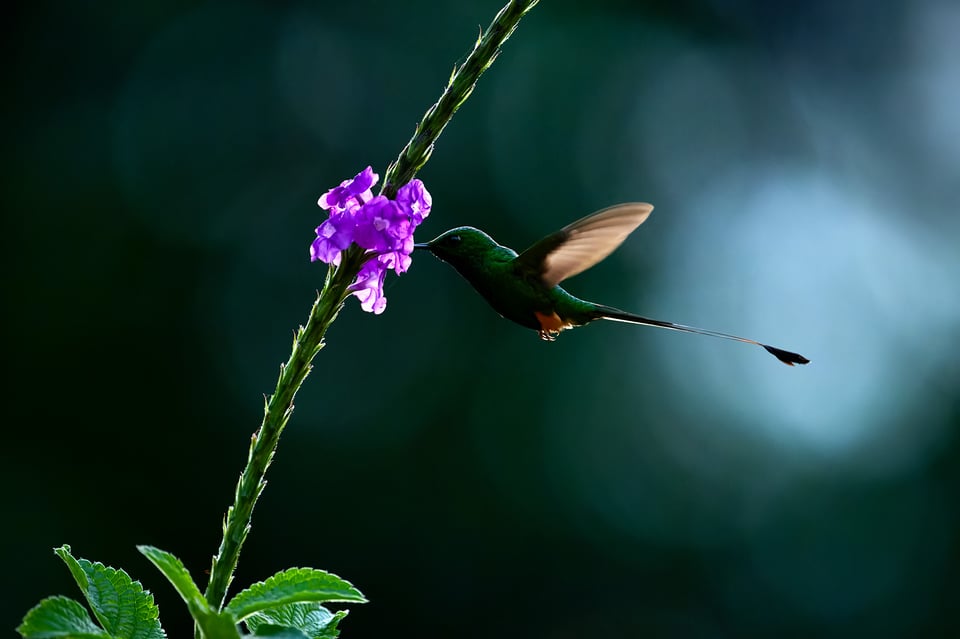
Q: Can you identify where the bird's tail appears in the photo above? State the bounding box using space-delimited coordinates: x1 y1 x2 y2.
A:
593 305 809 366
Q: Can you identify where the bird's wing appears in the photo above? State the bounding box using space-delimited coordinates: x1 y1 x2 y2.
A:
514 203 653 287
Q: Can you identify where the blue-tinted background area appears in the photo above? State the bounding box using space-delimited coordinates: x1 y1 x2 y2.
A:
6 1 959 636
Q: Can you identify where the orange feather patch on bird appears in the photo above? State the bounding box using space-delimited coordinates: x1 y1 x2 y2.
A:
534 310 576 341
535 310 570 331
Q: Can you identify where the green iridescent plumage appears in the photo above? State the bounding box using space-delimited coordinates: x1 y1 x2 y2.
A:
416 203 808 365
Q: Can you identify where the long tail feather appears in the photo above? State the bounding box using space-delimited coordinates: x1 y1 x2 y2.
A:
594 305 809 366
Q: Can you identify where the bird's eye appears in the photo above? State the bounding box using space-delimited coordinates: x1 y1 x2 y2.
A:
448 234 461 244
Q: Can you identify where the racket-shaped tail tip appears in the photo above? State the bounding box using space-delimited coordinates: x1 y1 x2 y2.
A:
762 345 810 366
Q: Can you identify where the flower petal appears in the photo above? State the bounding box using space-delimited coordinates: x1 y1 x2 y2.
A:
349 166 379 195
397 179 432 225
349 259 388 314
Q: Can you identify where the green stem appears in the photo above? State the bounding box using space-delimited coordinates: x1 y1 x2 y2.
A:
201 248 364 616
381 0 540 199
201 0 540 633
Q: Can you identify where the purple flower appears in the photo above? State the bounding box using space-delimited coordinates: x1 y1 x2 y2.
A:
396 179 432 224
309 210 355 265
349 259 388 315
353 196 410 252
318 166 378 213
311 167 432 314
378 238 414 275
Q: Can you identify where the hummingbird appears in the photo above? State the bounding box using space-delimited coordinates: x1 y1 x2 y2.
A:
414 203 809 366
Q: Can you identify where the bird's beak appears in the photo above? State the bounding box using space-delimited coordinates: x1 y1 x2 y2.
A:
413 242 431 251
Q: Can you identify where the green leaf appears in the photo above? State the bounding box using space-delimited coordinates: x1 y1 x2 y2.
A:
245 625 310 639
55 546 90 592
136 547 206 617
53 545 165 639
137 546 240 639
196 613 245 639
244 603 347 639
224 569 365 622
17 596 108 639
315 611 347 639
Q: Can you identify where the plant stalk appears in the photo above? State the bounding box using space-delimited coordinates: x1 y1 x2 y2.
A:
381 0 540 198
200 0 541 634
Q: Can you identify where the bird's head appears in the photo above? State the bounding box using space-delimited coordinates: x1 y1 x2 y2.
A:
414 226 501 270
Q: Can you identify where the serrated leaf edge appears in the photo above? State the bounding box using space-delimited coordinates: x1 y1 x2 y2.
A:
225 568 365 621
17 595 107 639
53 545 164 639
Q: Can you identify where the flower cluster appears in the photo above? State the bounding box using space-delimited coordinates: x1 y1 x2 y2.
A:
310 167 431 314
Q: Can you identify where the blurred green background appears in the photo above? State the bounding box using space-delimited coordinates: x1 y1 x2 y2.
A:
6 0 960 637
